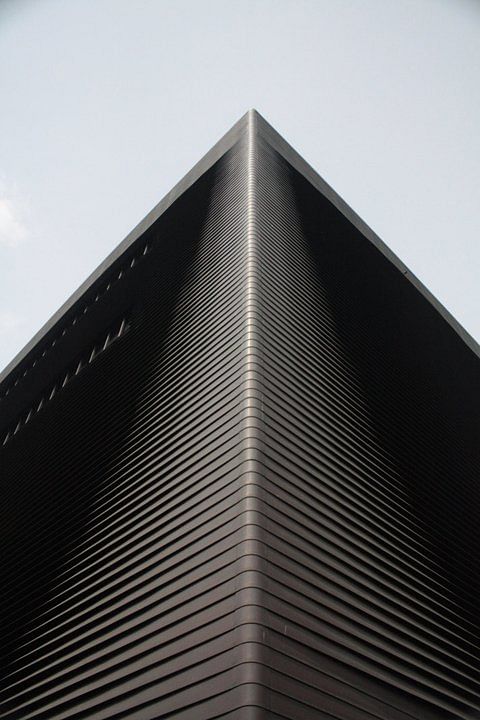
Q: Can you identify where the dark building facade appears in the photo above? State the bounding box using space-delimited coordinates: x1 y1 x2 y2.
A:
1 110 480 719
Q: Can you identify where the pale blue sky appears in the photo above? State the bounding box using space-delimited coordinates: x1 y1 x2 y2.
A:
1 0 479 372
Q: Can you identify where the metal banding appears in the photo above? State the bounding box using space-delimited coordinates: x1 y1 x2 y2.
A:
1 111 479 718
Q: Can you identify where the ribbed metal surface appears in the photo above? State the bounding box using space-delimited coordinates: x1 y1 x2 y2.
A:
1 111 480 718
1 124 265 719
251 121 480 718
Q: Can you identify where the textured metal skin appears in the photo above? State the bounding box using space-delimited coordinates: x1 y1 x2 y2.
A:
1 111 480 719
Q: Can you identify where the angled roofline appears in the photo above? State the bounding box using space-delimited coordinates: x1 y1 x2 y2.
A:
1 109 478 388
254 110 480 360
0 111 252 387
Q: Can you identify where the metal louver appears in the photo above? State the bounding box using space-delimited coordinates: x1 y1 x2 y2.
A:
1 110 480 719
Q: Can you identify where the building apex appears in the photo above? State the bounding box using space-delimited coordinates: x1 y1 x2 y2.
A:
1 109 478 390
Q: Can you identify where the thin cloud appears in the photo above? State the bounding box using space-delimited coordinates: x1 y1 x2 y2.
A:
0 196 27 247
0 310 23 332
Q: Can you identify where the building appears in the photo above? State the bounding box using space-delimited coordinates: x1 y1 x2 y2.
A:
1 110 479 719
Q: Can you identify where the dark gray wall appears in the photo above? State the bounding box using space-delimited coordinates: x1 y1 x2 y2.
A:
1 114 480 718
251 124 480 718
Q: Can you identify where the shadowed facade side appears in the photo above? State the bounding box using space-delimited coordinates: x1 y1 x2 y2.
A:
1 110 479 719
